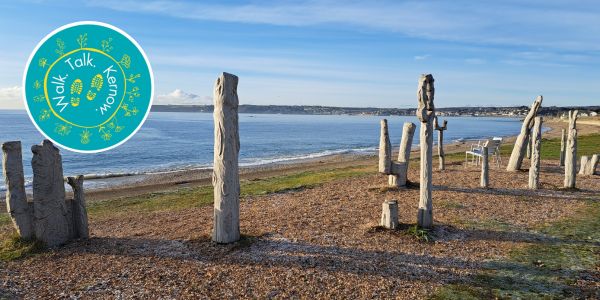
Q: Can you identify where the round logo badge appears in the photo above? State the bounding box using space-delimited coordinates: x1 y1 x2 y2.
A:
23 21 153 153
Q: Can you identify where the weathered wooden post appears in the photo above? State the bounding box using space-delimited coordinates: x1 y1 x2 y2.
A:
578 154 598 175
507 96 543 171
398 123 416 163
559 129 566 167
589 154 599 175
416 74 435 229
388 122 415 187
212 72 241 244
2 141 34 239
579 156 590 175
31 140 71 247
380 200 398 229
396 122 416 185
526 135 532 160
379 119 392 174
67 175 89 239
528 117 543 189
564 110 578 188
481 146 489 188
434 117 448 170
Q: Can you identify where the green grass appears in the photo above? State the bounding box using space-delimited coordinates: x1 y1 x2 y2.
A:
406 225 433 242
87 164 374 218
0 233 45 262
0 213 11 227
500 133 600 160
433 201 600 299
437 201 466 210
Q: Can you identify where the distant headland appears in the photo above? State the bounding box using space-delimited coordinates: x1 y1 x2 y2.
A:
151 104 600 117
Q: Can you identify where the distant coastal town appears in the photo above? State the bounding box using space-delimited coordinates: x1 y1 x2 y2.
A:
152 104 600 118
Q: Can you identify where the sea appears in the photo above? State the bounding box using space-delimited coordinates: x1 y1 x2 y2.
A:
0 110 525 192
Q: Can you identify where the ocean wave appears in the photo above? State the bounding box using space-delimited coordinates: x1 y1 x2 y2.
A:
81 147 376 181
239 147 376 167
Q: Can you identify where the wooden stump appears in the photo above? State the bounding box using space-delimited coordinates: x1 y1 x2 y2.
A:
416 74 435 229
380 200 398 229
2 141 34 239
507 96 543 171
564 110 578 188
481 146 489 188
528 117 542 189
388 161 407 187
212 72 241 244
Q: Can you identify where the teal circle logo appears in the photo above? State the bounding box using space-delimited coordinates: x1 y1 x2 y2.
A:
23 21 153 153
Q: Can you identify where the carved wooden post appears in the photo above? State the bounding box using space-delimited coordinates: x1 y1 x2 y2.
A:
564 110 578 188
67 175 89 239
2 141 34 239
388 122 415 187
380 200 398 229
31 140 71 247
559 129 566 167
481 146 489 188
528 117 542 189
212 72 241 244
416 74 435 229
507 96 543 171
378 119 392 174
434 117 448 170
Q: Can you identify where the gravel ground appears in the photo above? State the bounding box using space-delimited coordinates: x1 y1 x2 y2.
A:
1 155 598 299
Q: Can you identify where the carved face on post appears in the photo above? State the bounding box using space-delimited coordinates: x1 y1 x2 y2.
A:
417 74 435 123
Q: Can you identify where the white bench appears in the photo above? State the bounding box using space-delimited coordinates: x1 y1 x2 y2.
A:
465 137 503 167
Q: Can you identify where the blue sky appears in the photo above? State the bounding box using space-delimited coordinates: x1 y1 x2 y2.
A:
0 0 599 109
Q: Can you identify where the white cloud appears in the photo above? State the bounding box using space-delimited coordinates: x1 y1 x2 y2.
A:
0 86 23 109
155 89 212 105
414 54 430 61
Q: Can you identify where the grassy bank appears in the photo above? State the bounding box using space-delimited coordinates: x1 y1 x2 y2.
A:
432 201 599 299
87 164 374 219
499 133 600 160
